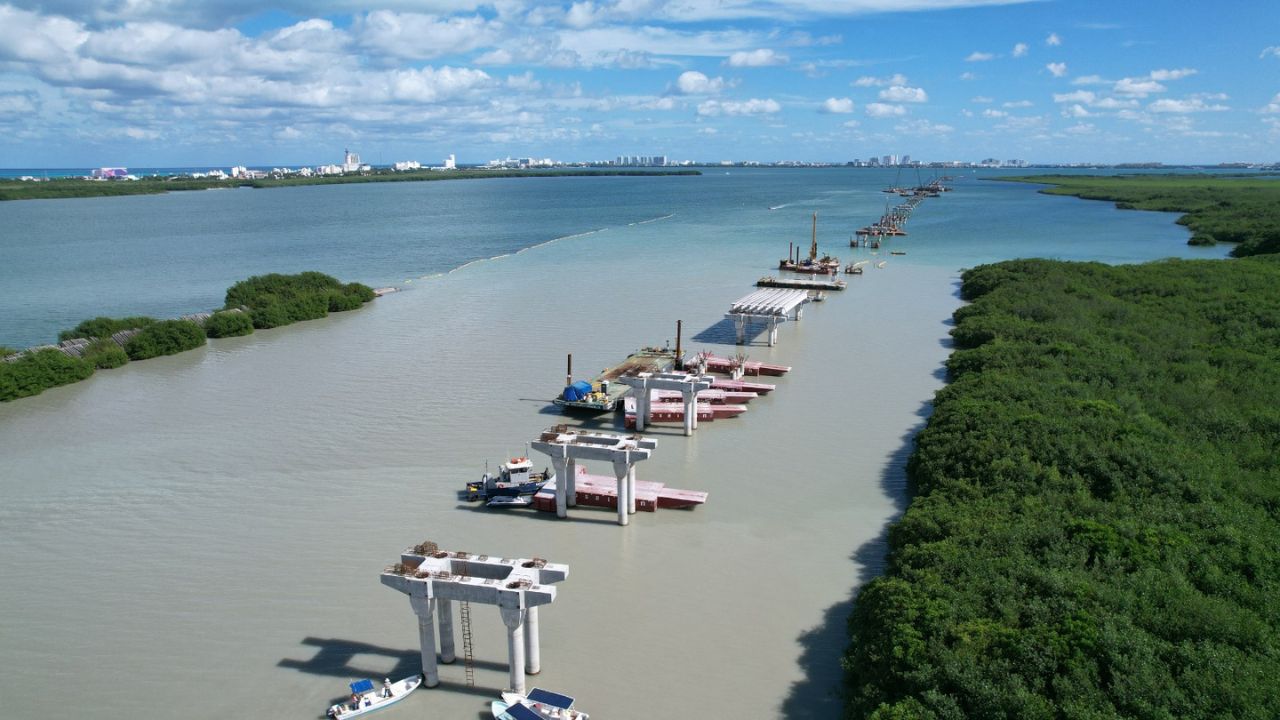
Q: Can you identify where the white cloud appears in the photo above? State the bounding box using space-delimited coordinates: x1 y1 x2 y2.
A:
1053 90 1094 103
1067 104 1091 118
959 71 976 81
640 96 677 110
865 102 905 117
842 119 860 128
274 125 302 140
696 97 780 116
354 11 498 60
1012 42 1028 57
1148 68 1197 81
1262 46 1280 59
853 73 907 87
1003 99 1033 107
896 118 952 134
982 108 1006 118
1148 98 1229 113
971 96 993 103
1072 75 1107 85
1092 97 1138 109
819 97 854 113
878 85 927 103
726 48 788 67
1263 93 1280 114
1046 32 1061 46
966 51 995 62
1046 62 1067 77
1065 123 1095 134
675 70 725 94
1114 77 1166 96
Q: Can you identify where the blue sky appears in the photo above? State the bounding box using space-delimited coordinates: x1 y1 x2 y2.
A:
0 0 1277 166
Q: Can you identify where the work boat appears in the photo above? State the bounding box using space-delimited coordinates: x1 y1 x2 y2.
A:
466 457 552 501
492 689 589 720
327 676 421 718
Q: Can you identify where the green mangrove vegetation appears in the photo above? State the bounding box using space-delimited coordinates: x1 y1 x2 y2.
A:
0 168 700 202
843 255 1280 719
1001 174 1280 257
1 271 374 402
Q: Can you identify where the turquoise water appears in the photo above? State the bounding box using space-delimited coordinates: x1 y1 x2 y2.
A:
0 170 1229 720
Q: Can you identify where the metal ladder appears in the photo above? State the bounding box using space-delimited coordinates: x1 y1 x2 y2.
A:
458 562 476 687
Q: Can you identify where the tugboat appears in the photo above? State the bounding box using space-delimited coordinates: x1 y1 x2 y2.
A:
466 457 552 502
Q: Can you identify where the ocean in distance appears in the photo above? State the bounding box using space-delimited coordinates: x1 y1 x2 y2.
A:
0 169 1229 720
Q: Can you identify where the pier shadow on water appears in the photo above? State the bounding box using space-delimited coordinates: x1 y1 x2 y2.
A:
691 318 769 346
279 637 504 705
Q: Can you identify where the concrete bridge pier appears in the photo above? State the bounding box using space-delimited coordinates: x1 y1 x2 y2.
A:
612 454 631 525
524 606 541 674
437 597 455 664
408 594 440 687
499 604 527 694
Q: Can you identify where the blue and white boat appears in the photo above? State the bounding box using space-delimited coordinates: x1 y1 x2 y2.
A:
466 457 552 501
492 688 590 719
326 676 421 718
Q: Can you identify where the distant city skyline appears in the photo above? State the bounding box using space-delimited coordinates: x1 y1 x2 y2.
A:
1 0 1278 167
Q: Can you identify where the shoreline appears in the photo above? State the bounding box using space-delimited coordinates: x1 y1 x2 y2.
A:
0 168 701 202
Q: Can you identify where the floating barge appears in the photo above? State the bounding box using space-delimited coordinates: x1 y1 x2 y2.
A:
779 212 840 274
623 396 747 429
692 351 791 377
554 347 677 413
531 468 707 513
756 276 846 291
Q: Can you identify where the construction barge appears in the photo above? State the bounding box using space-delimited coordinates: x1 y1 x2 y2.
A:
756 276 846 290
554 347 677 413
532 468 708 513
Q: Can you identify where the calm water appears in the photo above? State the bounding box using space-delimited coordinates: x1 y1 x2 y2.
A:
0 170 1227 720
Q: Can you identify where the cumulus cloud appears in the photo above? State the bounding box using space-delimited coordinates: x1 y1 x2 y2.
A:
1066 104 1091 118
1012 42 1028 57
1092 97 1138 110
896 118 952 134
1263 93 1280 114
966 51 994 62
675 70 725 94
1065 123 1095 134
696 98 780 116
1114 77 1166 96
1262 46 1280 59
1148 98 1229 113
1003 99 1033 107
726 48 788 67
982 108 1006 118
1072 75 1107 85
959 71 976 80
878 85 927 103
1053 90 1094 103
1148 67 1197 81
1046 32 1061 46
354 11 498 60
865 102 905 117
819 97 854 113
853 73 907 87
1046 62 1067 77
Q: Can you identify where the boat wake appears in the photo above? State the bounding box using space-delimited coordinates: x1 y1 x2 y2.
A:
517 228 606 254
629 213 675 226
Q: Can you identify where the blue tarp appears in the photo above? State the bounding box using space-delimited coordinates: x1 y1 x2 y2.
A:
561 381 593 402
527 689 574 709
503 703 545 720
349 679 375 694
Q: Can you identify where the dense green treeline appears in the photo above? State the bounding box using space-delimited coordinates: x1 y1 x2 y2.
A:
1002 175 1280 257
844 255 1280 719
0 168 699 201
1 272 373 402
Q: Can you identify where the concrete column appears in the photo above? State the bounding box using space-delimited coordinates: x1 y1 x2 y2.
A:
612 457 630 526
796 306 804 320
549 455 568 518
633 380 648 432
683 390 695 436
524 606 541 675
499 606 526 694
566 459 577 507
768 317 778 347
409 595 439 688
735 315 745 344
437 597 455 664
627 464 637 515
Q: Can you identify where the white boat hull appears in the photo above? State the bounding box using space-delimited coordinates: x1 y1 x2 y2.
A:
327 675 422 719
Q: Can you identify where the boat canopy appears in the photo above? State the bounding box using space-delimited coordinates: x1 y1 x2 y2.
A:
562 381 593 402
527 689 575 709
349 679 375 695
503 703 545 720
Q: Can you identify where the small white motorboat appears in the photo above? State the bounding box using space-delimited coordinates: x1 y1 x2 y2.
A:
486 494 534 509
492 688 589 720
327 675 422 718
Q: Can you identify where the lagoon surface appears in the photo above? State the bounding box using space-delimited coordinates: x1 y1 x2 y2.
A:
0 169 1228 719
